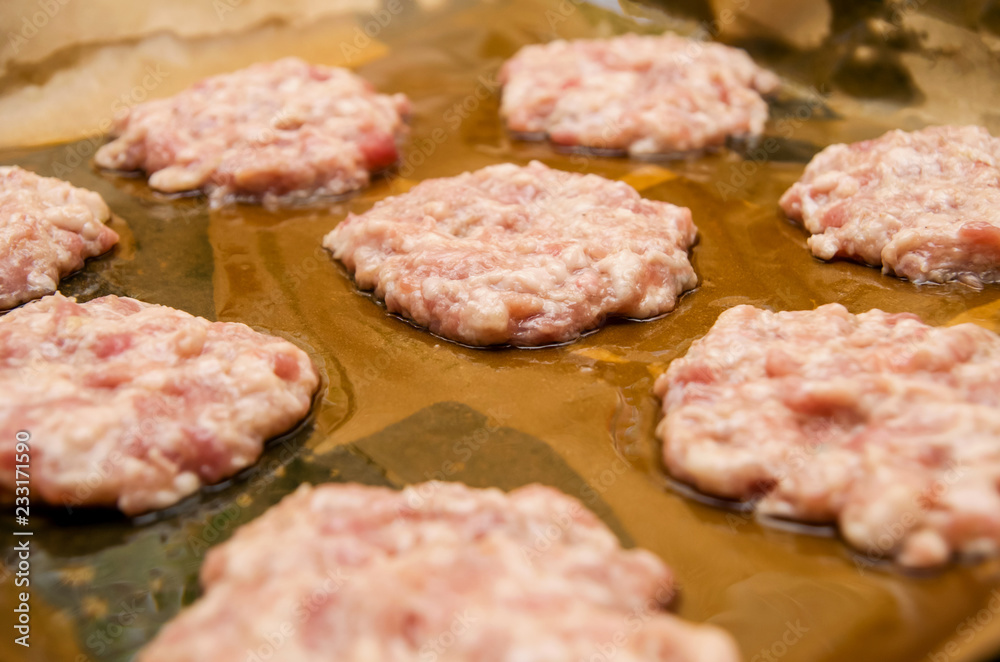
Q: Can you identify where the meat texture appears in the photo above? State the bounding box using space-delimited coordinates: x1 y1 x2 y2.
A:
138 481 739 662
94 57 410 207
0 293 319 514
655 303 1000 567
779 125 1000 286
499 34 780 155
0 166 118 310
324 161 698 346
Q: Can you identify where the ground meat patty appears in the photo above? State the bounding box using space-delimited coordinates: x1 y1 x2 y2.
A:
499 34 780 156
654 303 1000 568
138 481 739 662
0 293 319 515
0 166 118 310
779 125 1000 286
324 161 698 346
94 57 410 207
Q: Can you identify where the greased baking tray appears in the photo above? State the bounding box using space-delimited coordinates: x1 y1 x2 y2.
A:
2 0 1000 660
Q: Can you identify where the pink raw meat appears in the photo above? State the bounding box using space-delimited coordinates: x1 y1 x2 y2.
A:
95 58 410 207
324 161 697 346
138 481 739 662
655 303 1000 567
0 293 319 514
780 125 1000 286
500 34 779 155
0 166 118 310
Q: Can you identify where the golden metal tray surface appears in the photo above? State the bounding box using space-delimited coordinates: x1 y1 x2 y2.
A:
2 1 1000 660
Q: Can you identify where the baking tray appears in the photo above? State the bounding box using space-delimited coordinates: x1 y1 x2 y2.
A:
2 0 1000 660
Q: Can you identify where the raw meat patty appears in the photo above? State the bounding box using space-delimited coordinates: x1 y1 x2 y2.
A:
654 303 1000 568
779 125 1000 286
94 57 410 207
324 161 698 346
138 481 739 662
0 166 118 310
0 293 319 515
499 34 780 155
